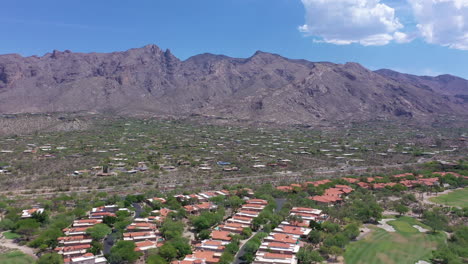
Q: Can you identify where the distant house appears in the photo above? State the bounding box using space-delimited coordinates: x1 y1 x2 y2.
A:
276 186 293 192
184 202 217 215
309 195 342 205
21 208 44 218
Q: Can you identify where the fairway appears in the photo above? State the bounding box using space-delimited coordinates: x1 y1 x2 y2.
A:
0 251 35 264
344 217 445 264
430 188 468 207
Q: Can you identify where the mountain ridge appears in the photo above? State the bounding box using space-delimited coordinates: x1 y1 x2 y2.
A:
0 44 467 125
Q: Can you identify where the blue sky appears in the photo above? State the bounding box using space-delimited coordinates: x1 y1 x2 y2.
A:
1 0 467 78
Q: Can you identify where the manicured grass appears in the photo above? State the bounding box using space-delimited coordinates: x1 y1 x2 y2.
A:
344 217 445 264
0 251 35 264
3 231 21 239
430 188 468 208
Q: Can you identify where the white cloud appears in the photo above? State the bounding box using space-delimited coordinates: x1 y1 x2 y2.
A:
408 0 468 50
299 0 404 46
393 31 413 43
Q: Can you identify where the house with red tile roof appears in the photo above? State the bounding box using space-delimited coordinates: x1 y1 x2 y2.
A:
342 177 359 183
241 203 266 212
263 233 299 244
210 230 232 242
253 252 297 264
89 212 116 219
21 208 44 218
304 179 331 187
72 219 102 227
55 244 92 257
123 231 158 242
357 182 370 189
172 250 222 264
126 222 158 232
273 225 312 237
276 186 293 192
63 227 90 236
218 223 246 234
195 240 227 252
63 253 107 264
147 197 167 204
258 241 300 255
57 235 93 246
309 195 342 205
184 202 217 215
247 199 268 205
134 240 158 252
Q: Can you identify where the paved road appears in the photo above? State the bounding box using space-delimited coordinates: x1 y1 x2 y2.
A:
233 232 258 264
133 202 143 218
103 230 117 255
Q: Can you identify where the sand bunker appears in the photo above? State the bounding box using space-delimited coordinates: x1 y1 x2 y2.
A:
377 219 396 232
413 225 429 233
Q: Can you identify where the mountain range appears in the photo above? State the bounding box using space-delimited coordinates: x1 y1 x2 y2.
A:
0 44 467 125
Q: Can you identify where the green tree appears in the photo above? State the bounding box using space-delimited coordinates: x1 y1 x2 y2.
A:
160 220 184 240
322 221 340 234
219 252 235 264
228 196 244 210
343 223 360 240
297 246 324 264
86 224 111 240
36 252 64 264
241 227 253 239
171 237 192 258
307 230 322 244
88 241 103 255
15 218 40 237
158 243 178 261
423 209 448 233
394 203 409 216
147 255 168 264
196 229 211 240
103 215 117 226
329 246 344 261
108 241 142 264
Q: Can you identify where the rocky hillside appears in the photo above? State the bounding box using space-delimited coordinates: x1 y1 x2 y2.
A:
0 44 467 125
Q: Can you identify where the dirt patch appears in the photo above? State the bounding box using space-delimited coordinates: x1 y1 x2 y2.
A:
393 233 409 244
377 252 396 264
0 232 37 259
356 225 372 240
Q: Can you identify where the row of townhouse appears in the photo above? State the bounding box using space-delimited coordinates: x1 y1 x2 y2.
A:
123 218 163 252
172 199 269 264
123 206 176 252
252 207 321 264
56 206 116 264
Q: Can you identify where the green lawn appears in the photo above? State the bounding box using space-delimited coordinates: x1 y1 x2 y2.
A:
430 188 468 207
344 217 446 264
3 231 21 239
0 251 35 264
